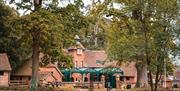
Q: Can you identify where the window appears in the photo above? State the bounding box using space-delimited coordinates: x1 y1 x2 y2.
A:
0 71 4 75
120 77 124 81
62 77 66 82
71 77 74 82
126 77 130 81
28 76 31 80
77 49 83 54
84 77 88 82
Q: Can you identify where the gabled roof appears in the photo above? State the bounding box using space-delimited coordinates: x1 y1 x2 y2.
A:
68 42 85 50
84 50 107 67
12 59 32 76
118 62 137 77
13 53 43 76
0 53 12 71
13 60 63 77
41 63 63 76
39 71 57 81
83 50 136 77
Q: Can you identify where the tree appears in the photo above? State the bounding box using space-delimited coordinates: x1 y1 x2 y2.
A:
81 0 109 50
8 1 47 90
9 0 89 91
11 9 63 91
50 3 89 48
106 0 179 90
0 1 31 71
0 1 16 53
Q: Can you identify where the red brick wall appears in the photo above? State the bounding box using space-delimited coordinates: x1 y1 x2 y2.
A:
0 72 10 87
42 75 56 84
71 73 90 82
40 68 62 82
69 49 85 68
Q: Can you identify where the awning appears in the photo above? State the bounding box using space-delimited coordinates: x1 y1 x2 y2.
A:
60 67 123 75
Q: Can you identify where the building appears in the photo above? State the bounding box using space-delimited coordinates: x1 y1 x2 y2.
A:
159 76 173 88
65 37 137 89
39 63 63 84
11 59 63 85
119 62 137 88
174 69 180 87
0 53 12 87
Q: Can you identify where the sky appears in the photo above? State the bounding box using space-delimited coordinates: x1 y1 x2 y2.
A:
5 0 94 15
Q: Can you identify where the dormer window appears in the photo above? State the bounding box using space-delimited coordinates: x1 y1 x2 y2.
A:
77 48 83 55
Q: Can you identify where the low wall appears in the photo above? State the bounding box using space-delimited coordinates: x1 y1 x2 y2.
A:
48 82 104 89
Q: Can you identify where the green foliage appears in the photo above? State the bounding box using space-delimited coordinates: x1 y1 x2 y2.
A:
0 3 30 71
106 0 179 69
51 4 89 48
106 0 179 89
80 1 109 50
107 19 144 62
0 3 17 52
10 9 74 68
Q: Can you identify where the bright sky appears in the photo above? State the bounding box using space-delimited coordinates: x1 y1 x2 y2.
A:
5 0 94 15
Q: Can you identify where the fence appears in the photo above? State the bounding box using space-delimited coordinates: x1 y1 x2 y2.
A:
9 80 28 86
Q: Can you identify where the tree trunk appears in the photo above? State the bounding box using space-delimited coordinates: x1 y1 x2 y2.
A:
154 55 163 91
154 70 160 91
30 40 40 91
149 71 154 91
28 1 42 91
135 63 149 88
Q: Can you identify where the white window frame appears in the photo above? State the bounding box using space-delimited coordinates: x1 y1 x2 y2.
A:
77 48 83 54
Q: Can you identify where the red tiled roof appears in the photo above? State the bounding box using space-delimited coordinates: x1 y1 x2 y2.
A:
46 63 56 68
13 59 63 76
44 63 63 76
12 53 44 76
12 59 32 76
175 69 180 78
82 50 136 77
84 50 107 67
119 62 137 76
39 71 57 81
0 53 12 71
68 42 85 50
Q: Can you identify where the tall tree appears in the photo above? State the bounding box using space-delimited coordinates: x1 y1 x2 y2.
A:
106 0 179 90
11 9 63 91
9 0 89 91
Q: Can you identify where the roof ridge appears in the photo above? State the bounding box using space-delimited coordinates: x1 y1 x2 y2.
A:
85 50 105 52
0 53 7 55
0 53 12 71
